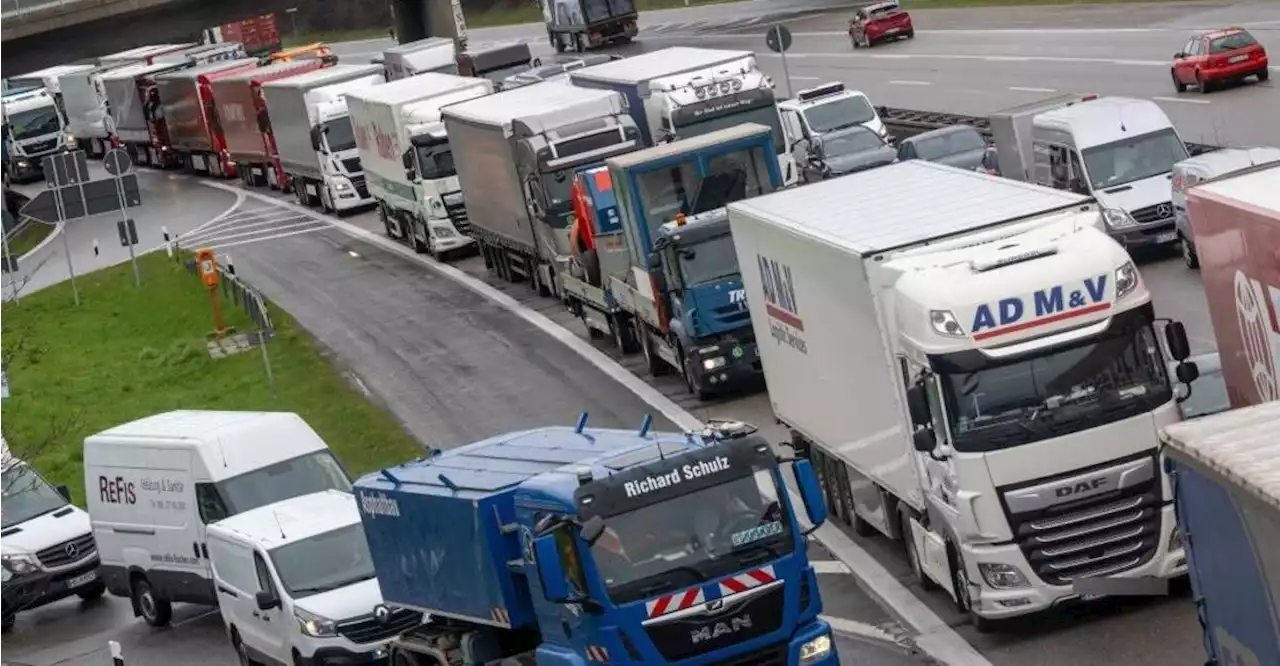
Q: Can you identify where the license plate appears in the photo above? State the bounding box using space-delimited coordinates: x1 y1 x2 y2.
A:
1155 231 1177 244
1079 593 1105 602
1229 54 1248 63
886 27 900 33
68 571 97 588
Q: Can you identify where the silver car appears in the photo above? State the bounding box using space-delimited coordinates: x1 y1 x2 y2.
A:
1171 147 1280 269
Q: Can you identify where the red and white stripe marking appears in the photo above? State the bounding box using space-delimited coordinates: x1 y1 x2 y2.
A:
490 607 510 624
645 586 706 619
585 645 610 662
718 565 777 596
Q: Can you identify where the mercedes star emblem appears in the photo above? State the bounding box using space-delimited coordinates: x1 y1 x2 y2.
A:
65 542 78 558
374 604 390 623
1157 203 1173 219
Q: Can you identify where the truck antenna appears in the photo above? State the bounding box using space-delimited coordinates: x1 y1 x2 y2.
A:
638 414 652 438
575 412 589 434
437 473 459 493
271 509 287 539
217 438 228 468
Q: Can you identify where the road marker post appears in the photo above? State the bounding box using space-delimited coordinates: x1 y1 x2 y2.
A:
104 148 141 287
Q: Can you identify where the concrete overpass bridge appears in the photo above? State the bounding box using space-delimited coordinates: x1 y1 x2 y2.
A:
1 0 459 73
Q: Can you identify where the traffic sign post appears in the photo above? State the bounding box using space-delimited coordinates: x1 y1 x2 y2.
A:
766 25 795 98
104 148 140 287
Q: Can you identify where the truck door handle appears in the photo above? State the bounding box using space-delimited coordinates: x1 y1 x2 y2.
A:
217 585 238 598
252 611 260 618
192 542 200 558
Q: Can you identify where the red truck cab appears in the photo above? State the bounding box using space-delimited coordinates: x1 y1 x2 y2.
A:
849 1 914 48
211 59 334 188
1187 161 1280 408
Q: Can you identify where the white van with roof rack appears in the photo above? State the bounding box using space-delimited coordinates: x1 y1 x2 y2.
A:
83 410 352 628
2 441 104 632
207 489 424 666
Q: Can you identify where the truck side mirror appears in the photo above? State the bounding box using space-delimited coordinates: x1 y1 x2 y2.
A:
647 251 663 271
533 535 572 603
401 151 413 170
912 429 937 453
56 484 71 501
792 460 827 531
255 589 281 611
309 127 322 152
904 384 930 426
1176 361 1200 384
1165 321 1191 361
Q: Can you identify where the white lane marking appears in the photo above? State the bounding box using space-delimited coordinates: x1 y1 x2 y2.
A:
785 27 1273 36
182 215 315 243
172 190 246 242
870 54 912 60
890 80 932 86
182 220 328 247
1009 86 1057 93
821 615 902 644
759 51 1172 67
812 560 852 575
791 76 823 81
203 226 331 251
983 56 1029 62
1152 96 1212 105
200 182 998 666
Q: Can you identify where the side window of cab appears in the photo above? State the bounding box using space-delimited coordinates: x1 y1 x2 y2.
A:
554 523 588 594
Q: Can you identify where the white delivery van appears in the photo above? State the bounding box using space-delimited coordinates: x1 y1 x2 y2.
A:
207 490 424 666
83 410 352 627
2 444 104 632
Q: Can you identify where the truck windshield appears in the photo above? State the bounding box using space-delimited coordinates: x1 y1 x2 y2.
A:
803 96 876 134
678 232 739 286
209 451 352 517
8 105 61 141
415 141 456 180
1081 128 1188 190
323 118 357 153
2 465 69 529
269 523 377 597
938 324 1172 452
589 468 793 605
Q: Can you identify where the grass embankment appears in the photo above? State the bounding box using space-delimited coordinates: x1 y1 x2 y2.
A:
282 0 743 45
0 252 420 505
4 222 55 259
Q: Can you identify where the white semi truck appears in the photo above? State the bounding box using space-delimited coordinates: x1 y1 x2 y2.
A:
3 87 67 183
728 160 1196 631
569 47 795 185
59 63 144 158
261 64 384 214
346 73 492 258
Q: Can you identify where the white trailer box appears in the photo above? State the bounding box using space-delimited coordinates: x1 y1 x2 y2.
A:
347 73 492 253
9 64 95 97
382 37 457 80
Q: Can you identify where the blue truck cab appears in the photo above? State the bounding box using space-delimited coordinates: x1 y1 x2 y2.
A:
606 122 781 399
353 416 837 666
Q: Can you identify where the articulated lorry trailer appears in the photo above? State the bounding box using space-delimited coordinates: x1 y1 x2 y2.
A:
101 61 190 168
569 48 794 187
347 73 492 258
353 416 838 666
1159 401 1280 666
598 123 782 399
729 160 1200 631
154 57 260 178
443 77 640 289
262 64 385 212
211 59 335 188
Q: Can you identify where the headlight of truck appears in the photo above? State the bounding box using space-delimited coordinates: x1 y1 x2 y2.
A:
702 356 727 371
1102 208 1138 229
799 633 832 662
1168 524 1183 552
333 181 352 192
1115 261 1139 299
295 608 338 637
428 197 445 215
430 225 457 239
2 554 39 575
977 562 1029 589
928 310 965 338
62 132 77 150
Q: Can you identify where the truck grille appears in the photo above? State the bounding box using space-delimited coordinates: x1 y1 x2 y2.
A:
1130 202 1174 225
644 583 784 661
349 175 369 199
443 191 470 234
1001 455 1162 587
335 607 422 644
342 156 362 173
25 138 59 155
37 533 97 569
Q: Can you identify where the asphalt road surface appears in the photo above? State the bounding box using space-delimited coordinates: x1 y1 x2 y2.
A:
5 2 1267 665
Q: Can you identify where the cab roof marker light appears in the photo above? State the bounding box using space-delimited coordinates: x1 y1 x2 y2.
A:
797 82 845 102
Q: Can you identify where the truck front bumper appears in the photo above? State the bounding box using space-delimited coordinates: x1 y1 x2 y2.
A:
1109 222 1179 249
696 339 763 390
298 644 390 666
2 556 102 614
961 504 1187 619
426 216 476 254
784 618 839 666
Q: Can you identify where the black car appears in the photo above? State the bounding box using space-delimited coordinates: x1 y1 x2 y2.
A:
896 125 988 171
802 125 897 182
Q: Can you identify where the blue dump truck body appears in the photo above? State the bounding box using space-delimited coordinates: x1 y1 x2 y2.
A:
1159 401 1280 666
354 417 837 665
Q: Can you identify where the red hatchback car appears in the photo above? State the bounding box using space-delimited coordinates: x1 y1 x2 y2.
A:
849 1 914 48
1172 27 1269 93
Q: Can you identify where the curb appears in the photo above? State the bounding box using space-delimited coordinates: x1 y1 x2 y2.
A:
15 221 63 264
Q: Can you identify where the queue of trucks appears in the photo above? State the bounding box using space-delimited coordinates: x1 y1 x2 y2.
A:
7 24 1280 661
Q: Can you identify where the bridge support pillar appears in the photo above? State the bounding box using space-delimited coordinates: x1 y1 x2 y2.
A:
389 0 466 47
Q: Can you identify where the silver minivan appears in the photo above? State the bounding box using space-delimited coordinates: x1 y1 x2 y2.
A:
1172 147 1280 269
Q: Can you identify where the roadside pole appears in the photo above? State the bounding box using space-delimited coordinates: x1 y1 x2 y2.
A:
104 148 141 287
766 25 795 98
53 181 81 306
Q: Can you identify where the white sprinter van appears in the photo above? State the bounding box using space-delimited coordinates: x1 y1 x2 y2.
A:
207 490 424 666
2 446 105 632
83 411 352 628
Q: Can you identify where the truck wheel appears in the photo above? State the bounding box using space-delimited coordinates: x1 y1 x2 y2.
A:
575 34 588 53
641 330 668 376
1181 234 1199 269
414 219 431 255
2 609 13 633
230 628 252 666
682 348 711 401
551 31 565 53
949 552 996 633
611 315 639 354
131 577 172 627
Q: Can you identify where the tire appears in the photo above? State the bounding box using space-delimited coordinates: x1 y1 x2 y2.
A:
76 580 107 601
131 577 172 627
682 347 711 401
1258 68 1270 82
641 329 669 376
414 219 431 255
1171 70 1186 93
1181 234 1199 270
1197 70 1212 94
851 34 860 49
230 628 252 666
552 31 565 53
611 315 639 354
906 28 915 39
901 513 938 591
576 33 588 53
949 554 997 633
2 610 14 633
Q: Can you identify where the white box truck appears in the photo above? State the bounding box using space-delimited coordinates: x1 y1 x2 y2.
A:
58 63 137 157
381 37 457 80
728 160 1199 631
347 73 492 258
261 64 384 214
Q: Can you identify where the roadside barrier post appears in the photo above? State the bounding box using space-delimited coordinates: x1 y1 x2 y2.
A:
110 640 124 666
